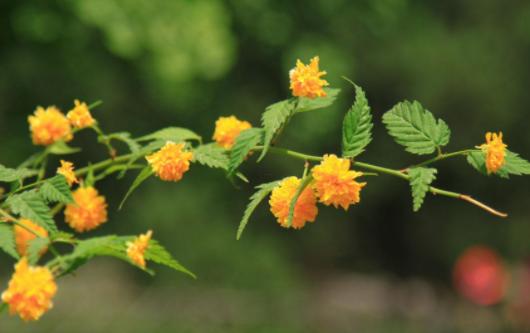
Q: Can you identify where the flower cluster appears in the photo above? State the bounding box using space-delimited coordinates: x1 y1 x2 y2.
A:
213 116 252 149
269 177 318 229
479 132 507 174
146 142 193 182
126 230 153 268
67 99 95 129
64 186 108 232
57 160 79 186
289 56 329 99
14 219 48 257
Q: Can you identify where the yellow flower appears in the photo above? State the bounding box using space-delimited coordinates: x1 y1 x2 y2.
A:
479 132 508 174
289 56 329 99
66 99 95 128
146 142 193 182
269 176 318 229
14 219 48 257
212 116 252 149
64 186 108 232
126 230 153 268
28 106 73 146
312 154 366 210
57 160 78 186
1 257 57 321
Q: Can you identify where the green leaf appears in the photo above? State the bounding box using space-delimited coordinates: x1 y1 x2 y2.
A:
467 149 530 178
296 88 341 113
145 240 195 278
137 127 201 143
466 151 488 175
286 176 313 228
27 237 49 265
193 143 229 170
258 100 295 161
408 167 437 211
382 100 451 155
40 175 73 204
342 84 373 158
7 191 57 233
48 141 81 155
108 132 141 153
0 165 38 183
119 167 153 210
228 128 263 176
0 224 19 259
118 140 165 179
236 180 280 240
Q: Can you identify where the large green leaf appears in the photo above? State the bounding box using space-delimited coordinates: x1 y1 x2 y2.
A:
40 175 73 204
408 167 437 211
145 240 195 278
119 167 153 210
236 180 280 240
228 128 263 176
0 224 19 259
342 84 373 158
7 191 57 233
296 88 341 113
258 100 295 161
193 143 229 170
382 100 451 155
0 165 37 183
137 127 201 143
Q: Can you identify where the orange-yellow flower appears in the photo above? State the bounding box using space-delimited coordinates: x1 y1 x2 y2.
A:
126 230 152 268
289 56 329 99
146 142 193 182
64 186 108 232
28 106 73 146
212 116 252 149
269 176 318 229
66 99 95 128
312 154 366 210
479 132 507 174
14 219 48 257
1 257 57 321
56 160 78 186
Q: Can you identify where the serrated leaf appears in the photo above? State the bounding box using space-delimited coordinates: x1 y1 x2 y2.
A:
228 128 263 176
236 180 280 240
342 84 373 158
0 165 38 183
27 237 49 264
7 191 57 233
286 176 314 228
258 100 295 161
48 141 81 155
119 167 153 210
145 240 195 278
467 149 530 178
193 143 229 170
296 88 341 113
382 100 451 155
408 167 437 211
137 127 201 143
466 151 488 175
40 175 73 204
0 224 19 259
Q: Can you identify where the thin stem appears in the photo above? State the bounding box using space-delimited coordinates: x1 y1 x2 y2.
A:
409 149 476 169
88 100 103 109
75 153 134 177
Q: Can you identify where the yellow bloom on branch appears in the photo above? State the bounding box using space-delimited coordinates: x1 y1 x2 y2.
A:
65 186 108 232
67 99 95 129
14 219 48 257
126 230 153 268
213 116 252 149
57 160 78 186
146 142 193 182
312 154 366 210
1 257 57 321
479 132 507 174
289 56 329 99
28 106 73 146
269 176 318 229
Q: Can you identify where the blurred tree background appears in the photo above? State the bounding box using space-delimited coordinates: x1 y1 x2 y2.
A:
1 0 530 332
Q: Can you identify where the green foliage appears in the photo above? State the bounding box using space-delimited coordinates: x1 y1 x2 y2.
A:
258 100 295 161
408 167 437 211
119 167 153 210
7 190 57 233
137 127 201 143
40 175 73 204
228 128 263 176
342 84 373 158
193 143 229 170
467 149 530 178
382 100 451 155
47 141 81 155
296 88 341 113
0 165 37 183
0 224 19 259
145 240 195 278
107 132 141 153
237 180 280 240
286 176 313 228
27 237 49 265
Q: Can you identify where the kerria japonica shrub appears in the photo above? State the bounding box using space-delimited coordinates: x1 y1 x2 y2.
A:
1 56 529 322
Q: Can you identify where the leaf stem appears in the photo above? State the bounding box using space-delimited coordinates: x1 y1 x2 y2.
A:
409 149 476 169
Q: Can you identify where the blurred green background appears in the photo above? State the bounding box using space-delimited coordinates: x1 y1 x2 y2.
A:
1 0 530 332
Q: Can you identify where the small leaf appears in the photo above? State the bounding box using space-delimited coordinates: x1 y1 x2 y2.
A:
145 240 195 278
119 167 153 210
382 100 451 155
193 143 229 170
228 128 263 176
286 175 313 228
137 127 201 143
27 237 49 264
296 88 341 113
467 149 530 178
342 84 373 158
7 191 57 233
108 132 141 153
258 100 295 161
0 165 38 183
237 180 280 240
466 151 488 175
48 141 81 155
40 175 73 204
0 224 19 259
408 167 437 211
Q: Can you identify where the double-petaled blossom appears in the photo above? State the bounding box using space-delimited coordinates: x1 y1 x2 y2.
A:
67 99 95 129
479 132 507 174
146 142 193 182
65 186 108 232
14 219 48 257
289 56 329 99
213 116 252 149
1 257 57 321
28 106 73 146
312 154 366 210
269 176 318 229
126 230 153 268
57 160 78 186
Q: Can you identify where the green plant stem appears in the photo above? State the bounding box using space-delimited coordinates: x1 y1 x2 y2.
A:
409 149 476 169
75 153 134 177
